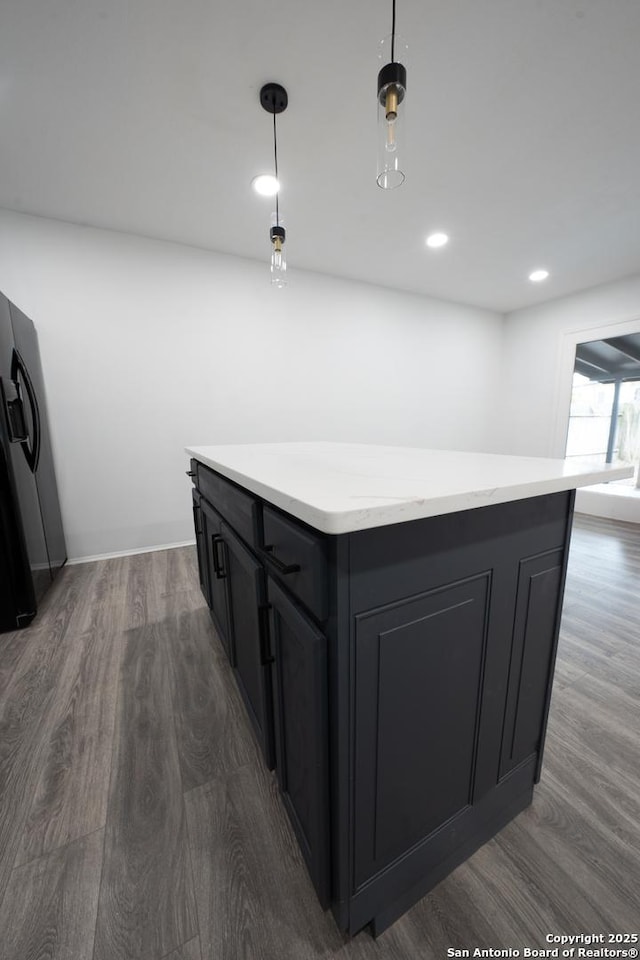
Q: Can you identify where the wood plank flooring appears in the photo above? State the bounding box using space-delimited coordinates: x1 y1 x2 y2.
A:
0 513 638 959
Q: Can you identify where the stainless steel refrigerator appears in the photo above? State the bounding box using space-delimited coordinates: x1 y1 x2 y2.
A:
0 293 66 631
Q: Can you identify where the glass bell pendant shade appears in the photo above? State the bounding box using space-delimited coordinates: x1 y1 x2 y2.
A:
376 35 408 189
270 216 287 288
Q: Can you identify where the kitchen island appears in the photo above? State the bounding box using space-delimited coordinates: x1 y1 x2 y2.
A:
186 442 631 935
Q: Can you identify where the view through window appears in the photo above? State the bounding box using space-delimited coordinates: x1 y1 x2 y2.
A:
565 335 640 487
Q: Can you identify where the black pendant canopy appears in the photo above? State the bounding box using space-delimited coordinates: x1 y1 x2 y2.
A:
260 82 288 115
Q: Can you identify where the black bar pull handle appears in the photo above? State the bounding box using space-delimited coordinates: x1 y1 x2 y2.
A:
261 545 301 575
186 470 196 478
259 603 274 665
211 534 227 579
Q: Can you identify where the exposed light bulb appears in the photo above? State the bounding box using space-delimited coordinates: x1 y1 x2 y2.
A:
385 88 398 151
271 242 287 287
252 174 280 197
529 269 549 283
270 220 287 288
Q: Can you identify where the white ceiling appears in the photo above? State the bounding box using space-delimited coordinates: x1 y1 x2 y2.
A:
1 0 639 312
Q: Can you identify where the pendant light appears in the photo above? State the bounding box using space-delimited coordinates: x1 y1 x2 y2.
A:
260 83 288 287
377 0 407 189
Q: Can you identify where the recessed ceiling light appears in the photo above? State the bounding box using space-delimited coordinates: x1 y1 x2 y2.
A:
426 232 449 249
251 174 280 197
529 269 549 283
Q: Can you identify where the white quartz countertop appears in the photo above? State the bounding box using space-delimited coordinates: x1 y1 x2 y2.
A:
186 442 634 534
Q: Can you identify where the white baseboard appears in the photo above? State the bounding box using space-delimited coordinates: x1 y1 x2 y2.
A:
575 486 640 525
67 539 196 565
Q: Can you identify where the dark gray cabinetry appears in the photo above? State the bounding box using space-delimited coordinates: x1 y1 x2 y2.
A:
267 576 330 906
191 463 330 904
344 494 573 933
199 496 231 659
501 549 565 780
221 521 274 769
263 506 328 621
191 489 209 606
189 461 574 936
353 574 491 890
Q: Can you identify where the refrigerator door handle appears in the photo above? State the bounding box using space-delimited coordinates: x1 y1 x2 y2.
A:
10 349 41 473
0 377 29 442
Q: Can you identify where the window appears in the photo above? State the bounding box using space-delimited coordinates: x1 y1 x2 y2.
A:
617 381 640 484
566 375 616 462
566 335 640 487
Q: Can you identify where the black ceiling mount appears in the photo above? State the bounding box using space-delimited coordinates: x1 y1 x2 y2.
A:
260 82 288 114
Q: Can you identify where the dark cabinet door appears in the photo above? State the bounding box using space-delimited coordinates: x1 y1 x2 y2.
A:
200 498 232 660
191 490 210 605
267 577 330 906
222 521 275 769
353 573 491 888
499 548 565 779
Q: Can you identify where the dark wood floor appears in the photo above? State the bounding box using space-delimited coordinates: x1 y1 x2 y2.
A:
0 513 638 959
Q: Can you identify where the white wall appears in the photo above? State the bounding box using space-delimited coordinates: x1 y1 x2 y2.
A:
0 210 504 560
500 274 640 522
501 274 640 457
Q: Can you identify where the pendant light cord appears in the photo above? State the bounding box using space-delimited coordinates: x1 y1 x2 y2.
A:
391 0 396 61
273 110 280 226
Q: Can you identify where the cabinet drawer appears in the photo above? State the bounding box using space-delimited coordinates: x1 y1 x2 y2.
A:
197 463 260 549
262 506 328 621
